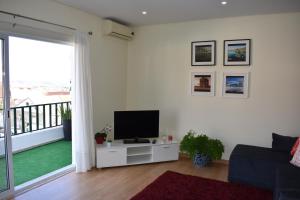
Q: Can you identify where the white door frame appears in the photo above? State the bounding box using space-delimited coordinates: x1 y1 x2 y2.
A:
0 33 14 199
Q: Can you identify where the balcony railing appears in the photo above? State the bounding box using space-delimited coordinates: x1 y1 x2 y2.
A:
0 101 71 138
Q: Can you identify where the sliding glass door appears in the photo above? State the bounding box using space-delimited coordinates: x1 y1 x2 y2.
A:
0 32 73 197
0 34 13 197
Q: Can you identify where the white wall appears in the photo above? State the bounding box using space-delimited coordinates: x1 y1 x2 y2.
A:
0 0 128 132
127 13 300 159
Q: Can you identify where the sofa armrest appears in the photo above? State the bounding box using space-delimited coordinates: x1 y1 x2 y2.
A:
278 190 300 200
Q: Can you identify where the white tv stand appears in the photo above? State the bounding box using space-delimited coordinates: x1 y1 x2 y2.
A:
96 141 179 168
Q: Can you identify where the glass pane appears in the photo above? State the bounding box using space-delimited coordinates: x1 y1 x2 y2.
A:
9 36 72 134
0 38 9 192
9 36 72 186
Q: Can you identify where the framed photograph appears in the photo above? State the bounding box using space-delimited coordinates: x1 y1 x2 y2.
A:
224 39 251 66
191 72 215 96
222 72 249 98
191 40 216 66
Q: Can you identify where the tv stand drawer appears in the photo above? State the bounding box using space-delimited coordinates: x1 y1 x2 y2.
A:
153 144 179 162
97 148 126 168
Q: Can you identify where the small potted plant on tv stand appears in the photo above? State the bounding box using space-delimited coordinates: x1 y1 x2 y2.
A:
95 124 112 144
95 132 107 144
107 139 112 147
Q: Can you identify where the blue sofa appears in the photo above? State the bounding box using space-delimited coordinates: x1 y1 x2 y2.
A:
228 133 300 200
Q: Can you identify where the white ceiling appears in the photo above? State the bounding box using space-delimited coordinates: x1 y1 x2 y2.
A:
55 0 300 26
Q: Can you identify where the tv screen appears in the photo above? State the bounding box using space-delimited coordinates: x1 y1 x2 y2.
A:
114 110 159 140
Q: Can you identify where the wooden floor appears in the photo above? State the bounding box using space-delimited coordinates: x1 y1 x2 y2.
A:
13 157 228 200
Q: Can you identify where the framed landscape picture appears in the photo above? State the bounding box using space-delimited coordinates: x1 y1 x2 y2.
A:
223 72 249 98
224 39 251 66
191 40 216 66
191 72 215 96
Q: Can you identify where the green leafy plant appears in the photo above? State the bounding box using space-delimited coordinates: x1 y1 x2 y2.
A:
60 106 72 120
180 130 224 161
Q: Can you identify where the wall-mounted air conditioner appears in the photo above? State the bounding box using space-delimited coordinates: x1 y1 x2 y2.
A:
103 19 134 40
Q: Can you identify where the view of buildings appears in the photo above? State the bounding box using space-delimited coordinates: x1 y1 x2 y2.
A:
0 82 71 137
0 36 72 137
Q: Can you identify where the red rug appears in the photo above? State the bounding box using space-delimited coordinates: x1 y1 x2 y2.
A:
131 171 272 200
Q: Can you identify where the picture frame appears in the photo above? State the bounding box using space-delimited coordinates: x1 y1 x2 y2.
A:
222 72 249 98
224 39 251 66
191 72 215 96
191 40 216 66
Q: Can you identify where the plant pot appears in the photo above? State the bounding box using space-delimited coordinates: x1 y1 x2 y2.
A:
107 142 112 147
95 136 105 144
193 153 211 167
63 119 72 141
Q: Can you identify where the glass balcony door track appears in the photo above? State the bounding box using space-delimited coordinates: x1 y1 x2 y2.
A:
0 34 14 198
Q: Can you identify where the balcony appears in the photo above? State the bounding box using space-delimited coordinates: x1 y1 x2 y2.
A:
0 101 72 186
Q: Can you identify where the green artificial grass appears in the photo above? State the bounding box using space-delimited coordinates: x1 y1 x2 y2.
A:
0 140 72 187
0 157 8 191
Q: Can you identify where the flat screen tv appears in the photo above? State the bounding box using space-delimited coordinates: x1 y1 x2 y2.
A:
114 110 159 140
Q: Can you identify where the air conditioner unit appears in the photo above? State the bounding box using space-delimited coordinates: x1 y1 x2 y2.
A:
103 19 133 40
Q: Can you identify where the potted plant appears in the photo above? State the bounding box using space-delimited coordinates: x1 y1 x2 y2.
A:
60 106 72 141
95 124 112 144
95 132 107 144
180 130 224 167
107 139 112 147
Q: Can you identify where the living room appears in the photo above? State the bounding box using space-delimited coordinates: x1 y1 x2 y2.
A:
0 0 299 199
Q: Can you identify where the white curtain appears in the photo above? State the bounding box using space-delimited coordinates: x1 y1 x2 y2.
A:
72 31 95 172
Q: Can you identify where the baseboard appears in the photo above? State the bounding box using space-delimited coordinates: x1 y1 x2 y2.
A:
214 159 229 165
179 153 228 164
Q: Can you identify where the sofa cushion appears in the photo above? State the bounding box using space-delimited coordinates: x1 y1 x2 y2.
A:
274 164 300 200
278 191 300 200
272 133 297 153
291 138 300 156
290 144 300 167
228 144 290 190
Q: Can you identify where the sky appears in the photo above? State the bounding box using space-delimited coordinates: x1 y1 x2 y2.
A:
9 36 73 86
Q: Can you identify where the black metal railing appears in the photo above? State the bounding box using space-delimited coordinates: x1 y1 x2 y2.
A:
0 101 71 137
